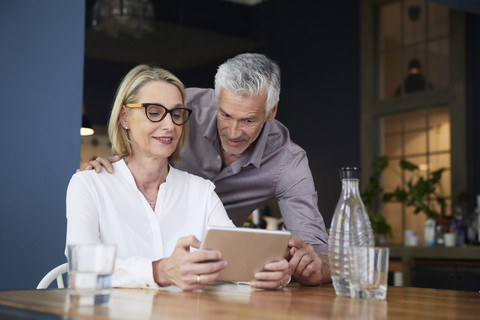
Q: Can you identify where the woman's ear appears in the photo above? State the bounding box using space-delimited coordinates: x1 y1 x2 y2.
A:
120 106 129 128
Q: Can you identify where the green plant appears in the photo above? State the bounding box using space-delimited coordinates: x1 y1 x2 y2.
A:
242 218 257 228
362 155 389 217
370 215 392 237
384 160 446 218
362 155 448 237
361 156 392 238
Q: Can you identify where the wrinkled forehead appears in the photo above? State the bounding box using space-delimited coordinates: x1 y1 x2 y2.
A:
217 88 268 115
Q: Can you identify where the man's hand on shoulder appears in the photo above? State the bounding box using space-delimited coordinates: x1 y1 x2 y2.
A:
285 237 331 286
79 155 121 174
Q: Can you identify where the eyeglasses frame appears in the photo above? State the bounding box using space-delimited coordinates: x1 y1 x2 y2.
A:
125 103 192 126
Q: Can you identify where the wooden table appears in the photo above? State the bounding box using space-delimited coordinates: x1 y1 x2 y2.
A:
0 283 479 319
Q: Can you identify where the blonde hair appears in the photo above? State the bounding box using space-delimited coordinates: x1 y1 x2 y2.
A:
108 64 188 162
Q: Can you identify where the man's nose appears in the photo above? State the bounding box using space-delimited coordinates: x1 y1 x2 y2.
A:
227 121 242 138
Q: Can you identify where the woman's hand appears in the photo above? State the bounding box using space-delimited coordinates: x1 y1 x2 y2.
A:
152 235 227 291
249 258 291 290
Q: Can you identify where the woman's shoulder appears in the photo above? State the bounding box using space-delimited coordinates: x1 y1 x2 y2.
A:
70 160 127 184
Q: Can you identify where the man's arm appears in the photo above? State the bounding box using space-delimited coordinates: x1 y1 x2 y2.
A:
275 150 331 285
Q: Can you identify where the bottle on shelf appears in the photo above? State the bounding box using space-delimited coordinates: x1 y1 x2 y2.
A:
328 167 375 297
424 217 436 246
450 206 466 247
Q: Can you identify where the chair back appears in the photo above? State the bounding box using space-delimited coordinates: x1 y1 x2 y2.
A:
36 263 68 289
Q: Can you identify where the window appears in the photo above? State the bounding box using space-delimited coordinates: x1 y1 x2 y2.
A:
381 107 451 243
379 0 449 99
360 0 467 245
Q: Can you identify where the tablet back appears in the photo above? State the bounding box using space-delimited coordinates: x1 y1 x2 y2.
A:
200 227 291 282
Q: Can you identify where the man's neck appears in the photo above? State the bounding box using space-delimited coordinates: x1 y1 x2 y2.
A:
221 149 242 169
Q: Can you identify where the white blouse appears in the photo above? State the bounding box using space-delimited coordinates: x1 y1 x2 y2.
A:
65 160 234 288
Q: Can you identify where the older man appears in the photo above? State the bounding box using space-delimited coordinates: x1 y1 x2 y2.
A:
88 53 330 285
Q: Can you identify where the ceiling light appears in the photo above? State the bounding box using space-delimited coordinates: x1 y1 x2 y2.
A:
92 0 155 38
81 116 95 136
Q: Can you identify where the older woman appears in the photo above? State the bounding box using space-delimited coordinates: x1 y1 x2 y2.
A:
66 65 289 291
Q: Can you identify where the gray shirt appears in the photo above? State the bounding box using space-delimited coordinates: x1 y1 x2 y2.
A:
173 88 328 255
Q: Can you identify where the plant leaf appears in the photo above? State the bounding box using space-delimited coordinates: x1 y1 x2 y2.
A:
373 155 390 171
400 160 418 171
431 168 445 183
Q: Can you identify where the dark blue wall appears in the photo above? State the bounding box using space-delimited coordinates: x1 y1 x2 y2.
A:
0 0 85 289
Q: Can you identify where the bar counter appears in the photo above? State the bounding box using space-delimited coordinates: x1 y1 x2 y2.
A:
0 283 478 319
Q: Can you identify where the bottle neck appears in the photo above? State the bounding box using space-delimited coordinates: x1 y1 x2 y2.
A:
341 178 361 195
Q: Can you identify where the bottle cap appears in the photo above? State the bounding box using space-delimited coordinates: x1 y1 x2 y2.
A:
339 167 361 179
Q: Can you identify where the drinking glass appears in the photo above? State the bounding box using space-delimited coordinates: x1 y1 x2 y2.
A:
348 246 389 300
67 244 116 306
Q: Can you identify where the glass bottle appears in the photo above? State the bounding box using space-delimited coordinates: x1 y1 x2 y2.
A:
328 167 375 297
424 217 436 246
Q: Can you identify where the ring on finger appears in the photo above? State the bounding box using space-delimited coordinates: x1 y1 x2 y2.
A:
197 275 201 284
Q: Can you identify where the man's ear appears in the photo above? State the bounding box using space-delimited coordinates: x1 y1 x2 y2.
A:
266 104 278 121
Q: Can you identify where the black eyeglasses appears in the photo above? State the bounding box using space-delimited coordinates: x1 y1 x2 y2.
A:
125 103 192 126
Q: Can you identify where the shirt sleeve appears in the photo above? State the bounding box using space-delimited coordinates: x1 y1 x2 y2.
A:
65 173 101 250
113 257 158 289
275 151 329 255
65 173 159 289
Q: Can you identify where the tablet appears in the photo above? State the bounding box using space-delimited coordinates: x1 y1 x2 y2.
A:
200 226 291 282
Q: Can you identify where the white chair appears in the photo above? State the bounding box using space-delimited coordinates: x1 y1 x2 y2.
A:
36 263 68 289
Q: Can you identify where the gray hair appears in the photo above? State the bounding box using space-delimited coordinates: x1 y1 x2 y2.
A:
214 53 281 115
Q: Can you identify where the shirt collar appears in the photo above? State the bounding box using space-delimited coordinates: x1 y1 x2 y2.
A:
245 122 269 168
